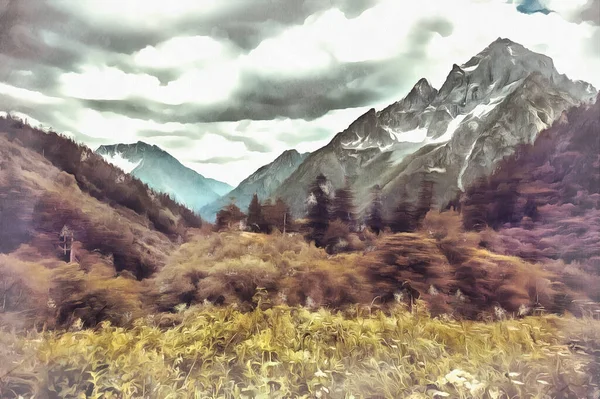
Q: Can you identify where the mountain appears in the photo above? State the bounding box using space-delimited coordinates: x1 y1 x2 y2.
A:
0 116 201 280
95 142 233 214
201 149 309 221
274 38 597 217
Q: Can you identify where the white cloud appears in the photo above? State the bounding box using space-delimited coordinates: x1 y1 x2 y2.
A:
0 82 64 104
160 65 240 104
55 108 184 142
60 66 161 101
60 63 240 105
56 0 600 115
134 36 237 69
242 0 600 91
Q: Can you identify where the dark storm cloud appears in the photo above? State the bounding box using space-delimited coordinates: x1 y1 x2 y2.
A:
0 0 75 81
1 0 452 151
80 26 445 125
0 0 179 95
174 0 379 50
80 59 385 123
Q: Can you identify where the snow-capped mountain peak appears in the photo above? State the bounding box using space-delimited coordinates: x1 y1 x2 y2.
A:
272 38 597 217
95 142 233 213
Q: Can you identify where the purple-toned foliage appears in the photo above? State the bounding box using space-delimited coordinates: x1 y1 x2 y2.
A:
464 96 600 309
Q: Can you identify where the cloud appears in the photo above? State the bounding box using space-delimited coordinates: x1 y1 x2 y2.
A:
0 82 63 104
1 0 599 185
133 36 236 69
192 156 246 164
579 0 600 25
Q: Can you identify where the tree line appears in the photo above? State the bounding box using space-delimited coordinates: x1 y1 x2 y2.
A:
214 173 436 251
215 196 293 234
304 174 435 248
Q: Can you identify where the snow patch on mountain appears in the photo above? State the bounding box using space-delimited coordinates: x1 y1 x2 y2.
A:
457 139 480 191
429 114 468 144
382 126 429 143
469 102 497 119
101 152 142 174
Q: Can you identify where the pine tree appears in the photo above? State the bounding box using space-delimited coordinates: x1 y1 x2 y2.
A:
215 202 246 231
415 179 434 225
261 197 292 233
390 198 417 233
366 185 385 234
332 186 356 230
462 177 489 231
247 193 263 232
306 173 331 247
490 182 518 229
273 197 292 233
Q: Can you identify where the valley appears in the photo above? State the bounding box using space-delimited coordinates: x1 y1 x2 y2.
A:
1 34 599 398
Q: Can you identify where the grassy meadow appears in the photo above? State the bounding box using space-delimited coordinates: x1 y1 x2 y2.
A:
1 227 600 398
2 302 600 398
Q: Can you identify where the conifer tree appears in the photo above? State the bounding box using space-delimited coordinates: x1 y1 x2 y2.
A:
462 177 489 231
273 197 292 233
306 173 331 247
215 202 245 231
261 197 292 233
490 182 518 229
332 186 357 229
366 184 385 234
247 193 263 232
390 197 417 233
415 179 434 225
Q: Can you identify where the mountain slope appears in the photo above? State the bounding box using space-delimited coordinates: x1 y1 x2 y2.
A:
201 149 309 220
0 116 202 280
274 38 597 217
96 142 233 212
462 94 600 306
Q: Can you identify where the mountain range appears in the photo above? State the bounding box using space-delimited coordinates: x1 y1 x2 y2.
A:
273 38 597 216
199 149 309 220
95 38 597 221
95 142 233 213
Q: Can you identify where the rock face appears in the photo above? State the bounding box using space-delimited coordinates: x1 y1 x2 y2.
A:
200 149 309 221
273 38 597 217
95 142 232 214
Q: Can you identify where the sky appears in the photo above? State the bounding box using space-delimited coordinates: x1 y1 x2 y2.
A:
0 0 598 186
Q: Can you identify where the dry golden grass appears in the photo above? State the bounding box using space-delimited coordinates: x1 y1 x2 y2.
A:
1 304 599 398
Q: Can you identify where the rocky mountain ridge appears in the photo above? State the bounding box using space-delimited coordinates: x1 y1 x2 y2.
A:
200 149 309 221
273 38 597 217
